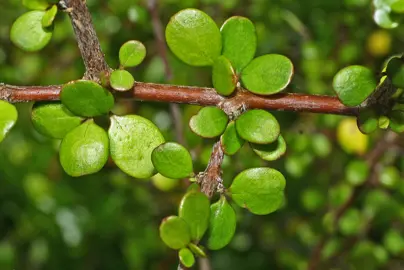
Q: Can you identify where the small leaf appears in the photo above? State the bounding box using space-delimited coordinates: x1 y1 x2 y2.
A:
229 167 286 215
378 115 390 129
188 243 206 257
333 65 376 106
61 80 114 117
0 101 18 143
109 115 165 178
220 121 245 155
346 160 369 186
235 109 280 144
109 70 135 92
207 196 237 250
337 118 368 155
59 120 109 177
10 11 53 52
159 216 191 250
179 191 210 241
212 56 237 96
152 142 194 179
151 173 180 192
357 109 378 134
179 248 195 268
189 107 228 138
22 0 49 10
251 134 286 161
41 4 58 28
220 16 257 73
386 56 404 89
119 40 147 68
165 9 222 66
31 102 83 139
373 9 399 29
389 110 404 133
241 54 294 95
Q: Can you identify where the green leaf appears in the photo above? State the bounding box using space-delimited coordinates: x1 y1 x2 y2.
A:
391 0 404 13
152 142 193 179
357 109 378 134
333 65 376 106
345 160 369 186
188 243 206 257
22 0 49 10
178 248 195 268
179 191 210 241
373 9 399 29
220 121 245 155
207 196 237 250
241 54 294 95
229 167 286 215
212 56 237 96
389 110 404 132
41 4 57 28
59 120 109 177
109 70 135 92
151 173 180 192
386 57 404 89
338 208 363 236
109 115 165 178
383 229 404 256
61 80 114 117
31 102 83 139
10 11 53 52
379 166 400 189
189 107 228 138
119 40 147 68
165 9 222 66
0 101 18 143
235 109 280 144
379 115 390 129
220 16 257 73
159 216 191 250
250 134 286 161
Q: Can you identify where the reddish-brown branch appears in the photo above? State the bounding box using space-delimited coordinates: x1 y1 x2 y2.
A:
0 82 359 116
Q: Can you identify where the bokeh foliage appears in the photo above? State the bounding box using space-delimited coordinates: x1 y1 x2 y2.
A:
1 0 404 269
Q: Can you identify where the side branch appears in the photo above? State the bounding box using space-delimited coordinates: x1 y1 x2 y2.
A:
0 83 359 116
61 0 111 82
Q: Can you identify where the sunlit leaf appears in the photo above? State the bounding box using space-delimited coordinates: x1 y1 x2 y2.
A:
0 101 18 143
41 4 58 28
159 216 191 250
179 248 195 268
212 56 237 96
109 70 135 92
189 107 228 138
337 118 368 155
119 40 147 68
373 9 399 29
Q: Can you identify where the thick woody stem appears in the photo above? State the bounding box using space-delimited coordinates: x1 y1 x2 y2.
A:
0 83 359 116
61 0 111 82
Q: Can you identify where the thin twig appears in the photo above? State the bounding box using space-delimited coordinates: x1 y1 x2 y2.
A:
0 83 359 116
147 0 186 145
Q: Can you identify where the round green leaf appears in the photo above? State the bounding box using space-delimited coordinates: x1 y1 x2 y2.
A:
59 120 109 177
189 107 228 138
220 16 257 73
207 196 237 250
179 248 195 268
379 115 390 129
152 142 193 179
109 70 135 92
251 134 286 161
212 56 237 96
333 65 376 106
229 167 286 215
220 121 245 155
109 115 165 179
357 109 378 134
159 216 191 250
31 102 83 139
338 208 363 236
22 0 49 10
165 9 222 66
235 109 280 144
373 9 399 29
119 40 146 68
380 166 400 189
41 4 57 28
389 110 404 132
10 11 53 52
241 54 294 95
386 57 404 89
345 160 369 186
0 101 18 143
179 191 210 241
61 80 114 117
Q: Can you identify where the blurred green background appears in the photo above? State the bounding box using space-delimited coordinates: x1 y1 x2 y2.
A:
1 0 404 269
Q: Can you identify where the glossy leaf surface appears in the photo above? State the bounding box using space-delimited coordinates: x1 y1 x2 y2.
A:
119 40 147 68
0 101 18 143
220 121 245 155
159 216 191 250
189 107 228 138
109 70 135 92
212 56 237 96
